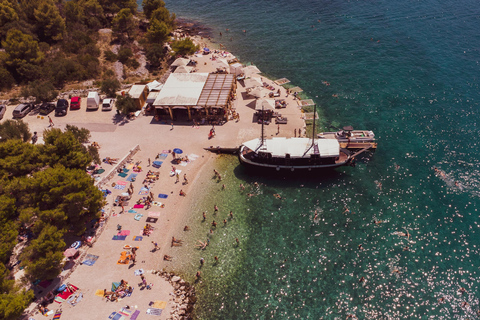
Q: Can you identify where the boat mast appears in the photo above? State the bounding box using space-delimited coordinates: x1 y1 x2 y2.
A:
303 103 317 156
255 100 265 152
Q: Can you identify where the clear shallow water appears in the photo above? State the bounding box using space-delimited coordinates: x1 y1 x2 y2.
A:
143 0 480 318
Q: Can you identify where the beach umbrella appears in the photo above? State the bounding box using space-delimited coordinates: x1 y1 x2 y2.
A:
244 76 263 89
203 48 210 54
243 65 261 76
213 59 229 70
173 148 183 154
63 248 78 258
249 87 268 99
255 99 275 111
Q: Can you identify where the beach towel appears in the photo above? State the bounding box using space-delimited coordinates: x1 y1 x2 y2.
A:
54 296 65 304
130 310 140 320
169 169 181 176
179 161 188 167
152 301 167 309
118 230 130 236
148 212 161 217
158 153 168 159
117 252 129 264
67 292 83 306
126 163 134 170
134 269 144 276
146 217 158 223
134 214 143 221
146 308 163 315
114 184 126 190
108 312 124 320
57 284 78 300
112 235 127 240
123 168 130 173
162 150 169 153
82 254 99 266
118 172 127 178
133 236 143 241
116 181 127 185
158 194 168 199
152 160 163 168
95 289 104 297
128 209 137 214
138 187 149 195
189 153 199 160
119 308 132 316
53 311 62 320
126 173 138 182
133 204 144 209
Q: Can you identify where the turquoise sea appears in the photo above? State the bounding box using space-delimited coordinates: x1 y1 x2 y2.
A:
145 0 480 318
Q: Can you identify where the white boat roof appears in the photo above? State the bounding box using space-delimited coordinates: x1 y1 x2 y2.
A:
243 137 340 158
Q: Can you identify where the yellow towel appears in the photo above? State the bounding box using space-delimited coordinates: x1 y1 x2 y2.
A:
126 163 134 170
153 301 167 309
95 289 104 297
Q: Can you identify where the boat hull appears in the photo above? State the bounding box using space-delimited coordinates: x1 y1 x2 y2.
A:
238 146 351 171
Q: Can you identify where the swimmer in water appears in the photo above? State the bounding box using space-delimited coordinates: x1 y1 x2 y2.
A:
273 193 282 199
314 210 318 221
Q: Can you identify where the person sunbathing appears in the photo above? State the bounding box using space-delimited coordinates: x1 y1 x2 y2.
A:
164 255 173 261
195 240 208 250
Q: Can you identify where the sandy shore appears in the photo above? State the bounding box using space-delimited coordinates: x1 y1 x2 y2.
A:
14 46 308 320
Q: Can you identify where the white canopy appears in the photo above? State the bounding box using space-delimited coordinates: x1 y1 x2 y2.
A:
174 65 193 73
230 62 243 75
244 76 263 88
255 99 275 111
153 73 208 106
146 80 163 91
249 87 269 99
243 65 261 76
171 58 189 67
243 138 340 158
213 58 229 70
146 91 159 104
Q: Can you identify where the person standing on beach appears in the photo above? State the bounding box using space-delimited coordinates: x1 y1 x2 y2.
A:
148 158 151 166
277 124 280 135
294 128 296 137
176 173 179 183
200 258 204 266
202 212 206 221
214 205 219 214
184 174 188 184
171 122 174 130
298 128 302 137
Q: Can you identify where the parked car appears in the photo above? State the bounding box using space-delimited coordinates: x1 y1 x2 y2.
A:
39 102 55 115
55 99 69 116
102 98 114 111
12 103 33 118
70 96 81 110
0 105 6 120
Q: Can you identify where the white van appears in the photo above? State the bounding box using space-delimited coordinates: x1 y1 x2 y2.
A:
86 92 100 110
102 98 114 111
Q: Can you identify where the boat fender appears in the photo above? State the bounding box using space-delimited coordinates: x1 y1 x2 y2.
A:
308 167 312 171
276 166 280 171
291 167 294 172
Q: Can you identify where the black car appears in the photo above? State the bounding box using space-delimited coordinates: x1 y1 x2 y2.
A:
55 99 69 116
39 102 55 115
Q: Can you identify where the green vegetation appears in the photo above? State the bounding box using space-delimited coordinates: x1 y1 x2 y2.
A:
0 121 104 318
116 94 137 115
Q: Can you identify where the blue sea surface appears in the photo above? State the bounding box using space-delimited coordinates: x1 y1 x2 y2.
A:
145 0 480 318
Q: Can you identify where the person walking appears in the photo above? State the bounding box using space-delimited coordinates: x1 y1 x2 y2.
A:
277 124 280 135
152 241 159 252
176 173 179 183
31 132 38 144
171 122 174 130
48 116 54 127
184 174 188 184
294 128 296 137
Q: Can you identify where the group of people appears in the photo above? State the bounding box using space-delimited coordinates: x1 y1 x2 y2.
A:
143 224 154 236
103 279 133 302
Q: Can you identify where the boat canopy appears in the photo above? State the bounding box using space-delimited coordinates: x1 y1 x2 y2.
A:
243 138 340 158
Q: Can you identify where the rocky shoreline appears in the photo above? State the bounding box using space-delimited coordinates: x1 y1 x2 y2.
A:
152 270 196 320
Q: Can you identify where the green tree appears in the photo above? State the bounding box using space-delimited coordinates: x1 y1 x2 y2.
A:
116 94 137 115
112 8 136 39
41 128 92 169
142 0 165 20
2 29 44 81
20 225 65 281
0 139 42 177
0 195 17 263
0 66 15 90
171 37 198 57
103 49 117 62
98 0 136 15
0 1 19 29
0 120 31 143
33 0 66 43
150 7 175 29
87 144 101 165
29 166 103 233
22 80 58 103
65 124 91 144
80 0 104 30
117 46 133 64
146 18 169 43
145 43 165 69
101 78 121 97
0 264 34 320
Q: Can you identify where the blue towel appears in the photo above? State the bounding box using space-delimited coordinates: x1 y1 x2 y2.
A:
158 194 168 199
112 235 127 240
126 173 138 182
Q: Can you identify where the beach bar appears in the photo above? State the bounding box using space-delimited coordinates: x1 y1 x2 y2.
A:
128 84 149 110
153 73 236 124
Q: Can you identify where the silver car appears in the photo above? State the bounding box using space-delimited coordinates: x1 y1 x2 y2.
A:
12 103 33 118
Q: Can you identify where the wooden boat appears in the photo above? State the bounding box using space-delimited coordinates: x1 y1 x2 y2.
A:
239 104 375 171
